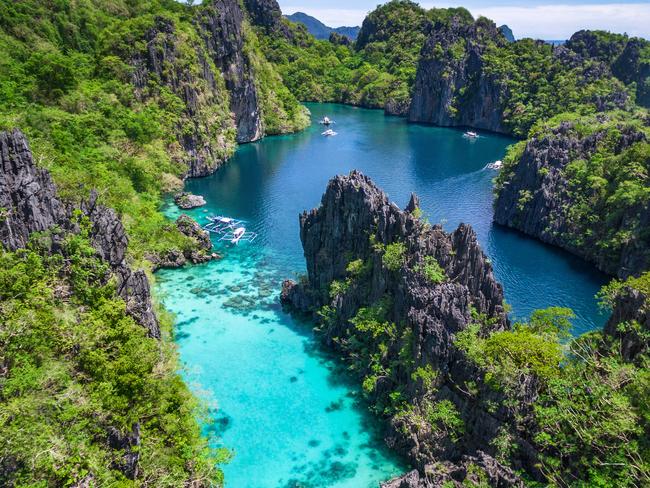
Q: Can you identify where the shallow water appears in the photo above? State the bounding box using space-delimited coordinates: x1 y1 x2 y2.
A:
157 103 609 488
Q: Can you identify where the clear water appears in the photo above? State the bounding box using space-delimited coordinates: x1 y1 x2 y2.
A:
156 103 609 488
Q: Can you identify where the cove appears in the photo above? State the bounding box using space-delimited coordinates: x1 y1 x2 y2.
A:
156 103 609 487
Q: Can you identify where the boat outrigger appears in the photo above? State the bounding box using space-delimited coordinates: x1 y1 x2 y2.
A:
203 215 246 233
322 129 338 137
219 226 258 245
204 215 258 244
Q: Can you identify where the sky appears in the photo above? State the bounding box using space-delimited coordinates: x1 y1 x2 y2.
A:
278 0 650 40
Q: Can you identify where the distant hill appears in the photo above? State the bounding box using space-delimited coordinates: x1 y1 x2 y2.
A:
498 24 515 42
285 12 360 40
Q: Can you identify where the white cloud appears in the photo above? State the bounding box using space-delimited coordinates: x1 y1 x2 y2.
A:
425 3 650 39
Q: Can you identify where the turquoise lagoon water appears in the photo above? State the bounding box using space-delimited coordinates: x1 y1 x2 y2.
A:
156 103 609 487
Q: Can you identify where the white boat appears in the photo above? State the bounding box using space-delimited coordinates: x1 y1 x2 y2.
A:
487 160 503 170
464 131 479 138
322 129 338 137
204 215 246 233
320 116 334 125
231 227 246 244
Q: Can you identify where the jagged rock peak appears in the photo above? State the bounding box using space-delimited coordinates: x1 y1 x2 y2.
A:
408 16 508 133
283 172 523 485
291 170 507 324
0 129 67 250
406 192 420 213
0 130 160 338
243 0 289 36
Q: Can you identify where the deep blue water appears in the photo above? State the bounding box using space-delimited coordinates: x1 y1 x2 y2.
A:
156 103 609 488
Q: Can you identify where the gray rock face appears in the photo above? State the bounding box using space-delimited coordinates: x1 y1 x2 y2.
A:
409 17 508 133
605 286 649 362
493 119 648 278
197 0 264 144
282 171 535 485
174 192 207 209
127 16 236 178
107 423 140 480
0 130 160 338
382 451 525 488
80 190 161 338
244 0 289 36
612 38 650 108
0 129 67 250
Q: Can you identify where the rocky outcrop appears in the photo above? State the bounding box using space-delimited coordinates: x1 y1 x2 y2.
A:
382 451 525 488
612 38 650 108
282 172 539 485
605 284 649 363
493 116 648 278
107 424 141 480
0 129 67 249
565 30 628 65
196 0 264 144
151 214 217 270
80 190 160 338
408 17 508 133
243 0 290 37
328 31 351 46
385 96 411 117
127 16 236 178
0 130 160 337
498 25 514 43
174 192 206 209
565 30 650 109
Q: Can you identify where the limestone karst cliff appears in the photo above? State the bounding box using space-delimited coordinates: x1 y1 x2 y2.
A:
282 171 650 487
0 129 160 337
493 113 649 278
408 17 509 133
282 172 531 485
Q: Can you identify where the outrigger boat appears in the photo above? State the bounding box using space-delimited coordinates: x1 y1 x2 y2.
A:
463 131 479 138
322 129 338 137
319 116 335 125
203 215 246 233
219 226 258 245
204 215 257 245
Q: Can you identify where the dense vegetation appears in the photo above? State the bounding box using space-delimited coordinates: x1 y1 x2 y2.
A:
495 110 649 271
480 38 631 137
457 298 649 487
0 0 307 485
262 1 472 110
322 243 650 486
0 0 306 264
0 223 227 486
1 0 649 486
